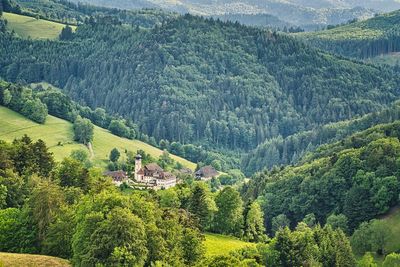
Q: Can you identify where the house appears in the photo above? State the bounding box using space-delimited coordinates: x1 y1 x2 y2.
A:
195 165 218 181
134 154 177 190
103 170 128 186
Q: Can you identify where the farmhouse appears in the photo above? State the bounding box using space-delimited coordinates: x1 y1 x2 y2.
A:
195 165 218 181
103 170 128 186
134 154 177 189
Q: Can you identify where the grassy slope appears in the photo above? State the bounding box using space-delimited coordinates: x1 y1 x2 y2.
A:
363 207 400 265
204 233 255 257
0 106 195 169
3 12 76 40
381 206 400 254
299 10 400 41
0 253 70 267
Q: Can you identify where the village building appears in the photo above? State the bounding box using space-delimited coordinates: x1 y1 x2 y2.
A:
134 154 177 189
103 170 128 186
195 165 219 181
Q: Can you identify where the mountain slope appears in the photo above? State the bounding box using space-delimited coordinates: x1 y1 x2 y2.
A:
242 102 400 175
242 120 400 232
0 106 195 169
0 12 399 154
299 9 400 58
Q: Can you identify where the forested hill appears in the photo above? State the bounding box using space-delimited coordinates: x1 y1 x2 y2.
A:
299 10 400 58
241 120 400 233
0 11 399 154
242 102 400 175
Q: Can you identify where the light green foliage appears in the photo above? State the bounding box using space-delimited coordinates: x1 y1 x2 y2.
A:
214 186 244 237
21 98 48 124
158 189 181 209
383 253 400 267
73 116 94 145
108 119 130 139
244 202 267 243
2 89 11 105
29 180 64 242
0 208 37 253
189 182 217 231
42 206 75 259
91 207 148 266
351 220 392 256
70 149 91 168
358 252 377 267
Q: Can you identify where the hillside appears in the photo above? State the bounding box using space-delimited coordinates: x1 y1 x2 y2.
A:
242 102 400 175
0 253 70 267
1 12 399 159
0 106 195 169
2 12 75 40
242 120 400 233
299 9 400 58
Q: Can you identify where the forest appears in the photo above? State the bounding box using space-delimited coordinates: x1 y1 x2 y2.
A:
242 121 400 234
242 101 400 175
0 3 399 158
1 134 398 266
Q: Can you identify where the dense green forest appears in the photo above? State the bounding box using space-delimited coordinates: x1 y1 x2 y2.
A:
242 121 400 236
242 101 400 175
300 10 400 58
2 135 397 266
0 4 399 157
0 80 239 170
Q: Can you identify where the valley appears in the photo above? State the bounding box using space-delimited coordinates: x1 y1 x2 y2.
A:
1 0 400 266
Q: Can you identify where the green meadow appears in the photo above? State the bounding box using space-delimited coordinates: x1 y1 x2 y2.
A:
0 106 195 170
3 12 76 40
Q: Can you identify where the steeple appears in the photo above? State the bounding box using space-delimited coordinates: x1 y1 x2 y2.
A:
134 154 142 181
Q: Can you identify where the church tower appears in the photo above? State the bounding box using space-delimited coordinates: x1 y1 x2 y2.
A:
134 154 142 181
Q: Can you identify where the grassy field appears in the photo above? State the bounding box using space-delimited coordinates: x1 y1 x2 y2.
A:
204 233 256 257
0 106 195 170
0 253 70 267
3 12 76 40
381 206 400 254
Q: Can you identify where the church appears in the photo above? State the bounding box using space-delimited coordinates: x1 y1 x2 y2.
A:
134 154 177 189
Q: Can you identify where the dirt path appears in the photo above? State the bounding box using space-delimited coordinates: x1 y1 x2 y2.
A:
87 142 95 159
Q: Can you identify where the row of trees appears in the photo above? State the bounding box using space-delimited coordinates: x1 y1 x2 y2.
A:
0 81 48 123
